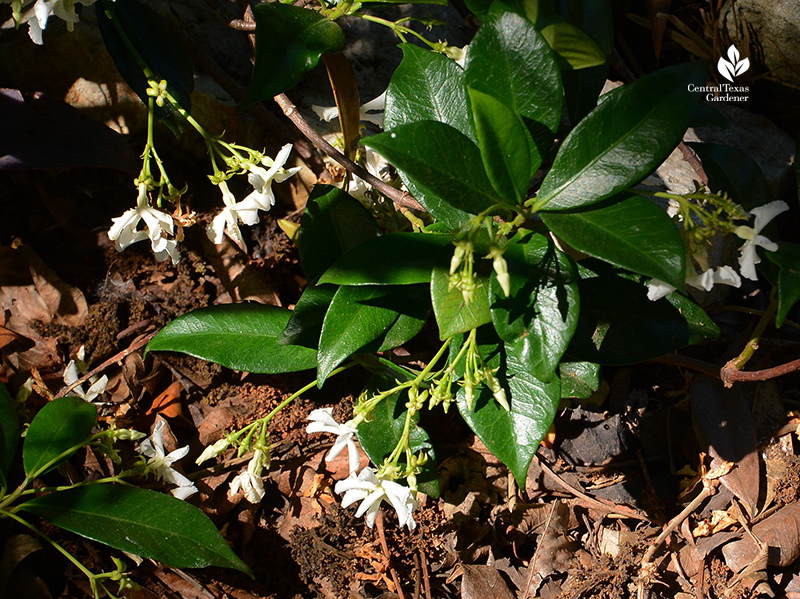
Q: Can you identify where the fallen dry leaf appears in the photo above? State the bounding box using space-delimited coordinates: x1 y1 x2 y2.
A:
146 380 184 418
722 502 800 572
460 564 515 599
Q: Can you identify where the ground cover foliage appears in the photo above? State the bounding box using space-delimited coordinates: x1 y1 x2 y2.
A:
1 0 800 597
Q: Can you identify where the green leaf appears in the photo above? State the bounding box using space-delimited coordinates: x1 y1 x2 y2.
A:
0 382 19 491
465 3 563 176
566 261 719 365
20 485 251 575
317 285 430 385
241 3 345 109
318 233 453 286
690 103 730 129
431 267 492 339
147 305 317 374
96 0 193 135
539 19 606 70
296 185 381 283
364 122 501 229
766 242 800 328
278 283 337 349
559 361 601 399
686 143 770 211
356 377 439 498
489 232 579 382
467 87 531 204
385 44 475 143
23 397 96 477
536 61 708 211
455 329 560 485
541 193 686 289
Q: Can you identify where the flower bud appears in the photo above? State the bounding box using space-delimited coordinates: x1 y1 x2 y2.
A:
196 437 232 465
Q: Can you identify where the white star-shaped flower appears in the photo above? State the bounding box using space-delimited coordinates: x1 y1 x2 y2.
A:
109 182 179 264
733 200 789 281
139 421 198 500
312 92 386 128
647 265 742 301
207 181 255 251
244 144 301 212
306 407 360 475
62 346 108 403
229 451 266 504
334 467 417 529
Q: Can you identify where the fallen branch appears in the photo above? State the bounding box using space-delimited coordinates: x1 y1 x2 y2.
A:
273 93 423 212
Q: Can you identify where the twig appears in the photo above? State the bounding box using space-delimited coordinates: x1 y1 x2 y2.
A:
412 553 421 599
532 453 649 521
520 500 558 599
650 354 721 378
273 93 424 212
376 510 405 599
55 330 158 399
721 357 800 386
420 549 432 599
637 482 716 599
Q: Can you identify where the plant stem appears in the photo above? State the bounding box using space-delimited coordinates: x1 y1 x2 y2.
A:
720 293 778 387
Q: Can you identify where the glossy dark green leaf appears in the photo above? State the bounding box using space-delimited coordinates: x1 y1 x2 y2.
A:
0 382 19 491
20 485 251 575
431 267 492 339
536 62 708 211
687 143 770 211
364 122 501 229
96 0 193 135
357 377 439 498
385 44 475 143
539 19 606 70
147 305 317 373
278 283 337 349
468 87 531 204
465 4 562 176
318 233 453 286
241 3 345 108
296 185 381 283
489 232 579 382
317 285 429 385
455 329 560 485
559 361 600 399
541 194 686 289
766 242 800 328
23 396 96 477
566 261 719 365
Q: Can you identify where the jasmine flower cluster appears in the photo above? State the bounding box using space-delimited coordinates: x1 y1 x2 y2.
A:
138 421 198 500
305 408 418 530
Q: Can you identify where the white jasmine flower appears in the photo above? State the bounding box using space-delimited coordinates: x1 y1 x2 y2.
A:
647 265 742 301
733 200 789 281
229 450 266 503
244 144 301 212
62 346 108 403
207 181 251 250
312 92 386 128
348 148 391 201
139 421 198 500
334 467 417 529
306 407 360 475
20 0 95 44
109 182 179 264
